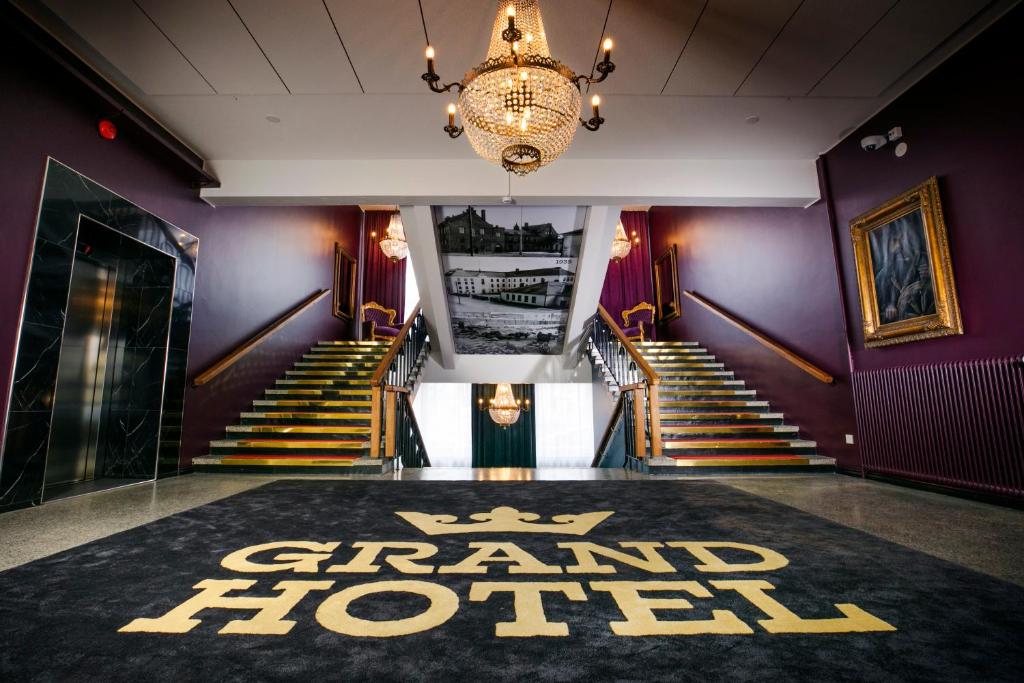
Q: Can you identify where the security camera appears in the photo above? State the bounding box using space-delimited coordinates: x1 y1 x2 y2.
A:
860 135 888 152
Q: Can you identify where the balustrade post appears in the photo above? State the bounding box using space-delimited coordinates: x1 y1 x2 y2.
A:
384 389 397 458
648 381 662 457
370 384 382 458
630 388 646 458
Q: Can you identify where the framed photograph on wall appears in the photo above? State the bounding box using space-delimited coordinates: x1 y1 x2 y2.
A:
850 177 963 348
333 243 357 320
653 244 681 323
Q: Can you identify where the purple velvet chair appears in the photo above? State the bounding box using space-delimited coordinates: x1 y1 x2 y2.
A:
361 301 400 342
621 302 655 342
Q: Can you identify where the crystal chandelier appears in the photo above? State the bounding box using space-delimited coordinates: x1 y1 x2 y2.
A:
379 213 408 261
477 383 531 428
610 221 631 261
423 0 616 175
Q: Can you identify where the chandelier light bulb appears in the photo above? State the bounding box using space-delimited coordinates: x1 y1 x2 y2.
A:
425 45 435 60
603 38 613 51
447 103 457 115
520 71 528 81
591 94 600 106
506 5 515 17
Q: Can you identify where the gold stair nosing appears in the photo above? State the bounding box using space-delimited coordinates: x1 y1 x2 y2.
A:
659 389 756 396
218 458 359 467
211 439 367 449
659 412 784 420
275 379 373 385
285 370 375 377
661 425 799 434
241 412 370 420
254 400 373 407
226 425 371 434
661 400 770 407
265 389 372 395
668 457 812 467
664 439 816 449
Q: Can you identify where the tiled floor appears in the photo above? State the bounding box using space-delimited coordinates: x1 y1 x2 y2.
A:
2 469 1023 586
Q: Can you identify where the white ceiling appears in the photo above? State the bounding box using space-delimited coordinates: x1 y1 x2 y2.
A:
16 0 1016 203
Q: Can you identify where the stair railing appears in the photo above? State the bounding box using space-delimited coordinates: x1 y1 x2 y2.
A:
370 303 430 466
591 304 663 458
192 289 330 387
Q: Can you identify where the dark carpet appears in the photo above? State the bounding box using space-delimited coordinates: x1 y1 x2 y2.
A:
1 479 1023 682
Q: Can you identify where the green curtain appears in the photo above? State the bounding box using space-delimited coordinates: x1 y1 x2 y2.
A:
471 384 536 467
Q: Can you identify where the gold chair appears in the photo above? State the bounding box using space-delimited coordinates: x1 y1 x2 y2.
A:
360 301 399 342
621 302 656 342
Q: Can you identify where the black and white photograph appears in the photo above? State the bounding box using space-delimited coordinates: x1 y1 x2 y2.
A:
435 206 584 354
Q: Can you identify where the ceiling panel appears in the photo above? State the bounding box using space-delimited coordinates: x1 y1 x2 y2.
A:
810 0 990 97
229 0 361 94
324 0 425 94
532 0 609 79
40 0 214 95
662 0 803 96
138 0 287 94
590 0 705 95
737 0 896 97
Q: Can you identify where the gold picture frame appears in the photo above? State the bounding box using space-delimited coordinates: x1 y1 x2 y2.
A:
653 244 681 323
850 177 962 348
332 243 358 320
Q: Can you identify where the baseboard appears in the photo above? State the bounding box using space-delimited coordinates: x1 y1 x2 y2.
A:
838 469 1024 510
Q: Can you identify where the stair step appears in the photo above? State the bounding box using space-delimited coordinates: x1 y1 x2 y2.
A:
660 380 743 386
275 379 373 386
302 353 385 360
661 400 769 409
666 455 812 467
644 355 716 362
657 371 734 377
659 389 757 396
253 399 373 409
294 362 380 368
635 341 700 347
663 439 817 455
241 412 371 420
659 412 785 423
313 342 389 348
661 425 799 435
285 370 374 377
211 439 368 454
265 389 372 397
226 425 371 436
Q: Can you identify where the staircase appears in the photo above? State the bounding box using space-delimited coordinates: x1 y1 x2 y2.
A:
594 338 835 474
193 340 393 474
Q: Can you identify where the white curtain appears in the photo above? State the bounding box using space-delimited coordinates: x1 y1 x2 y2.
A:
535 383 595 467
412 383 472 467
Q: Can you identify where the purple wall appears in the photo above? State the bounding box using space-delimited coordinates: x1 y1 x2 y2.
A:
649 205 859 469
0 23 361 468
823 4 1024 371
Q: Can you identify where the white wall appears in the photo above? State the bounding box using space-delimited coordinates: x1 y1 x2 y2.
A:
412 383 472 467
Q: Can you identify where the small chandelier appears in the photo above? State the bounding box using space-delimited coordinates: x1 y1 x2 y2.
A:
379 213 408 262
477 383 531 428
424 1 615 175
610 221 631 262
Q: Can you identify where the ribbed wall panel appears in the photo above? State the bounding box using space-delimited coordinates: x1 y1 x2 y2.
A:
853 357 1024 500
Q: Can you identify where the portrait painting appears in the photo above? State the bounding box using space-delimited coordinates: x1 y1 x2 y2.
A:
850 177 962 348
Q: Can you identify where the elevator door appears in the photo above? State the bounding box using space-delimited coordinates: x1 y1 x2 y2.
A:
45 257 116 487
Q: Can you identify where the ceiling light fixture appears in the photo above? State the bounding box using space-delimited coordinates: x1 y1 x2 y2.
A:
478 383 530 428
610 221 631 262
379 213 409 261
422 1 616 175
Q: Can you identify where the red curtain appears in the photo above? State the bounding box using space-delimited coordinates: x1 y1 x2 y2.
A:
599 210 656 339
361 210 406 326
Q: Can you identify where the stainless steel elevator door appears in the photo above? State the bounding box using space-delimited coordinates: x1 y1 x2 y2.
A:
45 258 116 486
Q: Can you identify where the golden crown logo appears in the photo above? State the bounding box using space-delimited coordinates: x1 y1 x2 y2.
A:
395 506 614 536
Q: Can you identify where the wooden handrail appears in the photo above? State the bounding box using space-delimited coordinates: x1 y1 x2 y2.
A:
371 303 423 385
683 291 835 384
596 305 660 386
192 289 330 387
595 304 662 458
